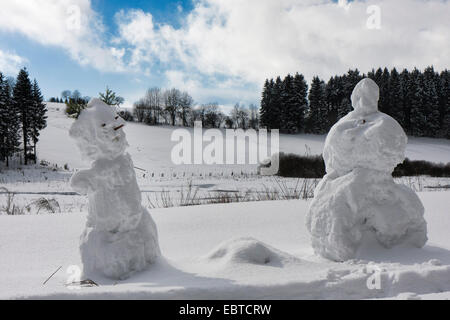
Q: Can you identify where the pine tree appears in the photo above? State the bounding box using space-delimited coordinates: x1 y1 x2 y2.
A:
400 69 412 134
338 97 352 120
368 68 383 85
100 86 116 105
260 79 272 129
325 76 340 127
409 68 426 136
99 86 123 106
280 74 296 133
439 70 450 138
389 68 405 128
30 79 48 161
0 72 20 166
422 66 440 137
379 68 391 114
13 68 34 165
0 72 8 162
343 69 363 100
326 76 346 124
307 76 327 133
271 77 283 130
292 73 308 132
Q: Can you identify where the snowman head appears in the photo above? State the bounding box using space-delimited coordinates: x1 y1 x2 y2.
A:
351 78 379 116
69 98 128 161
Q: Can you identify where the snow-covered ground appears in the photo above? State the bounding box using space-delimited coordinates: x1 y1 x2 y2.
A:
0 192 449 299
1 103 449 300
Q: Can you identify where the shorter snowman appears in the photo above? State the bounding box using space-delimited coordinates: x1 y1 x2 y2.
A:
306 78 427 262
70 98 160 279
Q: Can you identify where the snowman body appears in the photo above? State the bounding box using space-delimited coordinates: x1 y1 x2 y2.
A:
70 98 160 279
306 79 427 261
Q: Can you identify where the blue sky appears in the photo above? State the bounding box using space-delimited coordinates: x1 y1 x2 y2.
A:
0 0 448 111
0 0 198 108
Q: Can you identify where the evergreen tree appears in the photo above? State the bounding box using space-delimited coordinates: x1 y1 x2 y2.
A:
379 68 391 114
0 72 7 161
0 73 20 166
389 68 405 128
439 70 450 138
99 86 122 106
368 68 383 85
400 69 412 134
13 68 34 165
422 66 440 137
280 74 296 133
271 77 283 130
259 79 272 129
0 72 9 162
292 73 308 132
325 76 340 127
339 69 363 119
337 97 352 120
409 68 426 136
307 76 327 133
30 79 48 160
343 69 363 100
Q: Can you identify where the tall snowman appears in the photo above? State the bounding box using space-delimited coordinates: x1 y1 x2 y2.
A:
306 78 427 262
69 98 160 280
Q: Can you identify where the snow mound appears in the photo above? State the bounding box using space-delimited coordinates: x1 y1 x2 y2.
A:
204 237 297 266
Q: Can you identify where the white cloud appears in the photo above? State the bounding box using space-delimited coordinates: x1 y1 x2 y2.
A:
164 70 259 106
117 0 450 89
0 0 125 72
1 0 449 105
0 50 27 75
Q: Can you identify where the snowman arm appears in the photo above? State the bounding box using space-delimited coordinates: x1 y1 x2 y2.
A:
70 169 95 194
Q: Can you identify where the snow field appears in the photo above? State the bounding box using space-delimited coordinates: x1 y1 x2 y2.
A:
0 192 449 299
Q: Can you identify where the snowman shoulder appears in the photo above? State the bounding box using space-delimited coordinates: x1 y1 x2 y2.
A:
370 112 408 145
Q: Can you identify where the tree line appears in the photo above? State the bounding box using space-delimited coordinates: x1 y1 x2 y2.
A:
261 66 450 138
132 87 259 129
0 68 47 166
50 87 126 119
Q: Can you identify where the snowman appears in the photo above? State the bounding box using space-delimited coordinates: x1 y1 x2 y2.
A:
69 98 160 279
306 78 427 262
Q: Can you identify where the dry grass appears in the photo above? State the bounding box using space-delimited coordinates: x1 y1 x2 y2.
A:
0 187 24 215
0 187 62 215
27 198 61 214
146 177 319 209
